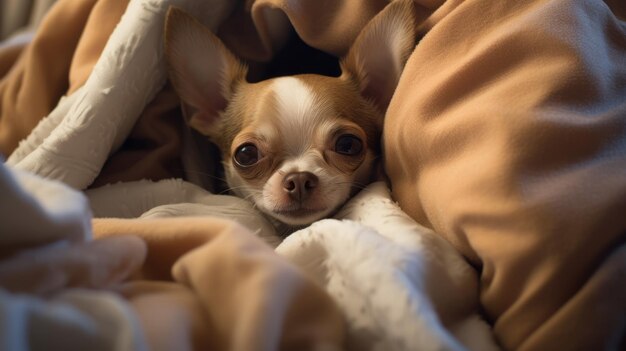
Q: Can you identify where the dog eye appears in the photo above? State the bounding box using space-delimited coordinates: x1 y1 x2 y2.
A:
335 134 363 156
234 143 261 167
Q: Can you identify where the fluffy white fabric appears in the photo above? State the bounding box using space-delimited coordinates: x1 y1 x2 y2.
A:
0 290 148 351
0 157 91 247
0 162 148 351
86 179 281 247
277 183 499 351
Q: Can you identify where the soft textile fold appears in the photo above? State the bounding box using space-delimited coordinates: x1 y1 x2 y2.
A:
384 0 626 349
94 217 346 350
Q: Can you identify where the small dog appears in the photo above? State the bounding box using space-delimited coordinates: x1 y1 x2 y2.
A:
164 1 415 231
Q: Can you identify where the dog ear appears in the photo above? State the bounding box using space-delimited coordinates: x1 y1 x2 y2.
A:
341 0 417 112
164 7 247 137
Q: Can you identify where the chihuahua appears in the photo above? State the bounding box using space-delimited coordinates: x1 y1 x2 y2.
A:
164 1 416 232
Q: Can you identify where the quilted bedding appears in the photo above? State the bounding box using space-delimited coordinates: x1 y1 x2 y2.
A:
0 0 625 350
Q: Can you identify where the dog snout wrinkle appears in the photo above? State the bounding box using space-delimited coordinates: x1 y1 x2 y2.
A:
282 172 318 202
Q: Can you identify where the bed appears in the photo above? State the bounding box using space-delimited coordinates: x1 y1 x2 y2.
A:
0 0 625 350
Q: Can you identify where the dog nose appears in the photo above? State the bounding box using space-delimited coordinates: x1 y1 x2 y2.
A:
282 172 319 202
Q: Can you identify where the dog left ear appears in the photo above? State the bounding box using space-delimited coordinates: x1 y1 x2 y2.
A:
164 7 247 138
341 0 417 112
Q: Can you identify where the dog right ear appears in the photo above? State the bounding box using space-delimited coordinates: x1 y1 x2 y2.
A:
340 0 416 113
164 7 247 138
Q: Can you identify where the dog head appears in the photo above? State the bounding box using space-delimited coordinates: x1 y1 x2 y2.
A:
165 1 416 226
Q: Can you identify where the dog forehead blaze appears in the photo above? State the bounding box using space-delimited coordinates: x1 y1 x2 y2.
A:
269 77 330 152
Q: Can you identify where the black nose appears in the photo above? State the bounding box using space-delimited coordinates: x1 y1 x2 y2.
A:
282 172 319 202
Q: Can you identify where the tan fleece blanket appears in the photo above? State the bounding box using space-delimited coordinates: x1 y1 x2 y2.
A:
1 0 625 350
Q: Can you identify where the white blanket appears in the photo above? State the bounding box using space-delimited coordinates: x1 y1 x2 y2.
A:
2 0 498 349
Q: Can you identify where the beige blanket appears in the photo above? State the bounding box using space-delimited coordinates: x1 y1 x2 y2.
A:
1 0 625 350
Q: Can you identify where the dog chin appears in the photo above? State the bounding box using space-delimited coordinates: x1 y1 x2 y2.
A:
268 206 334 226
